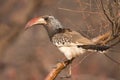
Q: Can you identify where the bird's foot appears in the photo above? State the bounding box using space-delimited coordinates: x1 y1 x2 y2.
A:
52 59 69 69
60 63 72 79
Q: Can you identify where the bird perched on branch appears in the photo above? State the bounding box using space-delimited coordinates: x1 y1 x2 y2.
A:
25 15 110 78
25 15 109 60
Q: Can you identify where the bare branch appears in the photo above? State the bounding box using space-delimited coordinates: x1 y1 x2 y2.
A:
45 59 74 80
99 0 113 24
58 7 103 14
103 53 120 65
92 31 111 45
94 0 120 65
96 0 120 45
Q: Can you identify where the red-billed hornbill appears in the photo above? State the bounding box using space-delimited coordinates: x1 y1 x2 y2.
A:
25 15 109 59
25 15 109 77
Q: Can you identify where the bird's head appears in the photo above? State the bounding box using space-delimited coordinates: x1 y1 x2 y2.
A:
25 15 63 38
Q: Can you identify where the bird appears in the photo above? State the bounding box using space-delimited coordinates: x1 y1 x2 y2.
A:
25 15 110 78
25 15 109 60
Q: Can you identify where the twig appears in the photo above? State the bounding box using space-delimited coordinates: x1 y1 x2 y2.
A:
58 7 103 14
103 53 120 65
109 37 120 47
99 0 113 24
45 58 74 80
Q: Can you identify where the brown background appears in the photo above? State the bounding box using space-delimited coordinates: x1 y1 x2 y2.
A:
0 0 120 80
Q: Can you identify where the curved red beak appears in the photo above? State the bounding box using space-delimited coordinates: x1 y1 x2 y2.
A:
25 17 47 30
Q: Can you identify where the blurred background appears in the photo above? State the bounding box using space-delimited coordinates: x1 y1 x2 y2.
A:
0 0 120 80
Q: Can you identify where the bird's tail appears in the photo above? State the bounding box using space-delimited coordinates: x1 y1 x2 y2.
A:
77 45 110 52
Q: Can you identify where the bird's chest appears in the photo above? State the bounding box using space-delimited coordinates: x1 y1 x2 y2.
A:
51 33 86 60
58 46 86 60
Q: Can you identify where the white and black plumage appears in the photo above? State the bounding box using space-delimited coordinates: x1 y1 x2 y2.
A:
25 15 109 60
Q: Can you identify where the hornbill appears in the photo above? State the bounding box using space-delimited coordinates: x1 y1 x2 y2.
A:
25 15 109 77
25 15 109 60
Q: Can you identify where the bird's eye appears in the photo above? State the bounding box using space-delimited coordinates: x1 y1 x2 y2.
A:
44 17 49 21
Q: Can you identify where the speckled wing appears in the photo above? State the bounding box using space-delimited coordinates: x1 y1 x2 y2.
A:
52 30 94 47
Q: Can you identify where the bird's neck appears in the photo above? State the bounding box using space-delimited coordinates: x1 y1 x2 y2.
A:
45 26 64 40
44 18 64 40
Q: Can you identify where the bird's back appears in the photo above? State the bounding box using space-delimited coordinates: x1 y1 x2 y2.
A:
52 28 94 47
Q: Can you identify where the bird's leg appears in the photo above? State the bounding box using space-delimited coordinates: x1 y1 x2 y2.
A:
60 63 72 78
68 63 72 78
60 58 74 79
56 57 67 63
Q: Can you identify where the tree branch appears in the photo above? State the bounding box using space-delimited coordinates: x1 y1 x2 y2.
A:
99 0 113 24
94 0 120 65
45 59 74 80
104 53 120 65
96 0 120 45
